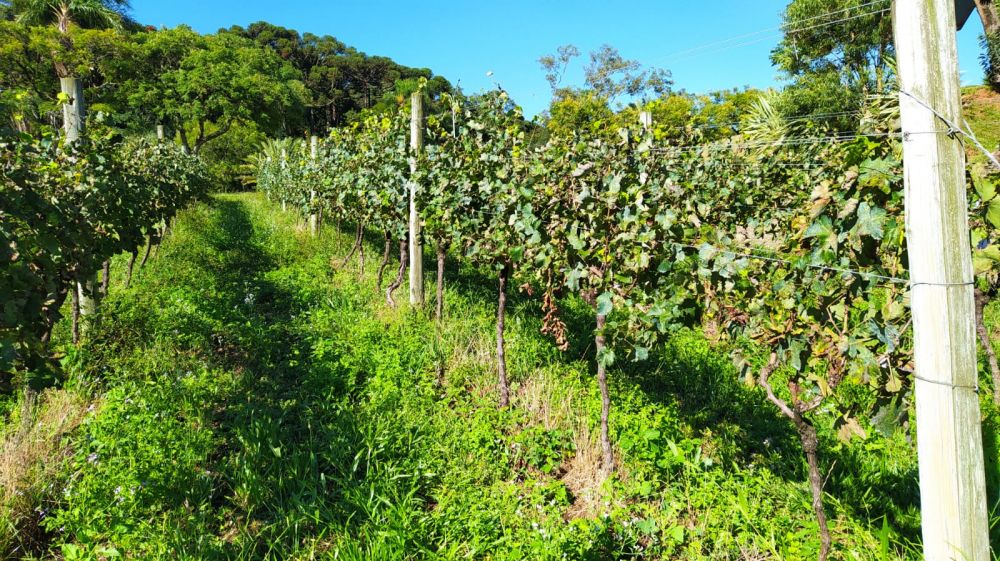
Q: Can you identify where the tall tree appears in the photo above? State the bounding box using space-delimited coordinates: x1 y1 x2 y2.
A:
12 0 130 141
770 0 894 125
151 31 307 153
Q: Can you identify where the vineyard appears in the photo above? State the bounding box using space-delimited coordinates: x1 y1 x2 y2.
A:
3 0 1000 559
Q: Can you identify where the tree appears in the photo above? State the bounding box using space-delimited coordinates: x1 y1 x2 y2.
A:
229 21 451 134
771 0 894 126
0 21 60 132
159 31 307 154
983 30 1000 90
12 0 131 141
584 44 671 104
539 44 579 95
539 44 672 137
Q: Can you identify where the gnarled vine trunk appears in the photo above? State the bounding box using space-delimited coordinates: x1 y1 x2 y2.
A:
497 262 511 408
376 231 392 292
139 233 155 271
386 239 407 307
759 352 831 561
358 228 366 278
126 249 138 288
974 289 1000 404
595 313 613 473
338 223 363 270
436 241 447 322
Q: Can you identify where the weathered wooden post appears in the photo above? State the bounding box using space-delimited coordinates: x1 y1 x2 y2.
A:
409 92 425 306
894 0 989 558
639 110 653 130
280 147 288 212
61 75 100 324
310 136 319 237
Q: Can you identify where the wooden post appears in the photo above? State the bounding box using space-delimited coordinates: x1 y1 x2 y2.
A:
61 75 99 322
409 92 424 306
639 110 653 130
894 1 989 559
156 125 165 142
310 136 319 236
60 76 84 145
280 147 288 212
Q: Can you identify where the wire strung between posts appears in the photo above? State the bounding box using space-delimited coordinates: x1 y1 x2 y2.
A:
649 131 907 156
670 241 909 285
656 0 890 63
674 110 866 134
910 280 975 288
912 373 979 393
899 90 1000 171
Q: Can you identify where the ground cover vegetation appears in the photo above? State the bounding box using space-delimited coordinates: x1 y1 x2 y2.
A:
4 0 1000 559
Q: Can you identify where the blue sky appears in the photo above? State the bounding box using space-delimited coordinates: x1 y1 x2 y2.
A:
130 1 988 117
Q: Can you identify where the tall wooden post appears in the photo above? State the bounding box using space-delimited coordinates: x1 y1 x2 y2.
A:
60 77 84 144
894 1 989 559
639 110 653 130
409 92 424 306
310 136 319 237
61 75 99 322
280 147 288 212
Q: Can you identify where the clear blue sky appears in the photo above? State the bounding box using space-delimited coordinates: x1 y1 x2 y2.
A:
130 1 988 117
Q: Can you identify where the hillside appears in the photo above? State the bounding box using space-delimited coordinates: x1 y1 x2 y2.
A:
963 85 1000 166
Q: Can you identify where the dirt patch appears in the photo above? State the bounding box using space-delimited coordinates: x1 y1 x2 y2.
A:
963 85 1000 106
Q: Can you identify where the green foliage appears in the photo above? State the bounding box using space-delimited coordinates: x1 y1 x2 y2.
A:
0 130 209 389
194 121 265 191
983 31 1000 91
28 194 926 559
229 21 452 132
771 0 894 126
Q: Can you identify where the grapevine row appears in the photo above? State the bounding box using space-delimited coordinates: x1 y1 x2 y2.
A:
257 90 1000 555
1 131 211 386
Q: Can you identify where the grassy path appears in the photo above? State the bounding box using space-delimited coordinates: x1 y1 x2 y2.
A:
5 193 931 560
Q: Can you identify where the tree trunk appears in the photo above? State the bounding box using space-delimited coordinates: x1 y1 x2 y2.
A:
386 239 408 307
595 313 614 473
974 289 1000 404
497 262 511 408
797 419 832 561
436 242 446 323
975 0 999 35
100 260 111 298
377 231 392 292
125 249 138 288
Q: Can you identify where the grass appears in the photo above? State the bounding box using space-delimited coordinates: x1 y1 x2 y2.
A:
4 192 996 559
963 85 1000 168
